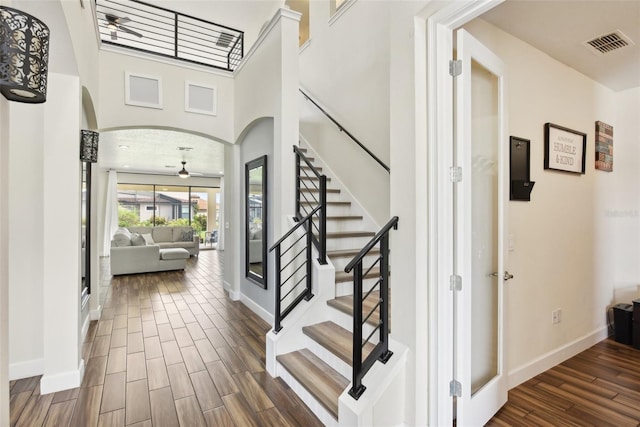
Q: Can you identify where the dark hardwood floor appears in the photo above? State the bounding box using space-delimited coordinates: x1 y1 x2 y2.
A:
9 250 322 427
487 338 640 426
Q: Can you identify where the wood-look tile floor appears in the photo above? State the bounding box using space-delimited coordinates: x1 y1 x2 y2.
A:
9 250 323 427
488 338 640 426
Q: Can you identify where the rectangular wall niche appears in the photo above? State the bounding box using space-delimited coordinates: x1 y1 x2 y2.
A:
125 72 163 109
185 81 217 116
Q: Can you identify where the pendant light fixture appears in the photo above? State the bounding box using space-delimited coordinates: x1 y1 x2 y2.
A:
178 161 190 178
0 6 50 103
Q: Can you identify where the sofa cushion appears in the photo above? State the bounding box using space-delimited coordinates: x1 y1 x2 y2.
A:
130 233 146 246
158 241 195 249
113 231 132 247
141 233 155 245
160 248 190 260
178 229 194 242
152 227 173 243
128 226 152 236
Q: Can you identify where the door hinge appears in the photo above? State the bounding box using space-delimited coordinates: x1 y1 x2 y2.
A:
449 59 462 77
450 274 462 291
450 379 462 397
449 166 462 183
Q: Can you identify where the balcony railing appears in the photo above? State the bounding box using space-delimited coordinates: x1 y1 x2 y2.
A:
96 0 244 71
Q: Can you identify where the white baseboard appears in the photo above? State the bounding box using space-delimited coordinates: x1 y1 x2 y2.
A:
90 305 102 321
239 293 274 325
508 326 608 389
81 314 91 345
9 358 44 381
40 359 85 395
223 280 240 300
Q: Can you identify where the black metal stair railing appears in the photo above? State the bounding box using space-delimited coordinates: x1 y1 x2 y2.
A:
344 216 398 400
95 0 244 71
294 146 327 265
270 206 321 333
299 89 390 174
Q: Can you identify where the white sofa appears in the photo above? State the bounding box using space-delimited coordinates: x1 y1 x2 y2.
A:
110 226 198 275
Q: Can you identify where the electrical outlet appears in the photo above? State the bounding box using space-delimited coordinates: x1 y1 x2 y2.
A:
552 309 561 324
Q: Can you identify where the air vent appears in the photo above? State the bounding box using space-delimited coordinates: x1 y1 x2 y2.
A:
177 146 193 151
584 30 634 55
216 32 234 48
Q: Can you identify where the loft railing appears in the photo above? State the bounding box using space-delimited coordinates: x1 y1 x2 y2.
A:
96 0 244 71
344 216 398 399
294 146 327 265
299 89 390 174
270 206 320 333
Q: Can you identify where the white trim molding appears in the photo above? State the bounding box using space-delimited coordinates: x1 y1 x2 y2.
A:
184 81 217 116
508 326 608 389
239 293 274 325
9 359 44 381
40 359 85 395
223 280 240 301
124 72 163 109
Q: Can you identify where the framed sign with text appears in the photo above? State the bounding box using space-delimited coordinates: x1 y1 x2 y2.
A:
544 123 587 174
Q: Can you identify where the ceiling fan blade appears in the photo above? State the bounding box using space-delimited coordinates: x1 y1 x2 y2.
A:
119 25 143 38
110 30 117 40
105 13 130 24
117 16 131 24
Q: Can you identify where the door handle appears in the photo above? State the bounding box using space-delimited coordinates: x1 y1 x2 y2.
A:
488 271 514 281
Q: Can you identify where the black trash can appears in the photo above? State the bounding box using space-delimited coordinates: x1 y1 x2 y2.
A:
633 299 640 349
613 303 633 345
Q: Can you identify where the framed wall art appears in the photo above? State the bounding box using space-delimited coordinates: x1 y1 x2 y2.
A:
595 121 613 172
544 123 587 174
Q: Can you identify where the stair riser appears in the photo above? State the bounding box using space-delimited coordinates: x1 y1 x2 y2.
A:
335 277 381 296
329 254 382 272
324 236 376 251
298 191 343 203
327 307 379 346
303 334 352 380
276 363 340 427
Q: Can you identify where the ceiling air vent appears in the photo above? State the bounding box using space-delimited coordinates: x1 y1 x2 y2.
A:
584 30 634 55
177 146 193 151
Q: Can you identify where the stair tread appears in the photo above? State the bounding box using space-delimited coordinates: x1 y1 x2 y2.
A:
327 292 381 326
301 165 322 171
277 348 348 419
335 267 381 283
303 321 375 366
326 231 375 238
327 215 364 221
301 200 350 206
300 188 340 193
327 248 381 258
301 176 332 182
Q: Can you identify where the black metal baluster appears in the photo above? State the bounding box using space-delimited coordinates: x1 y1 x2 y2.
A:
350 262 366 399
379 234 393 363
305 218 314 301
274 245 282 333
318 175 327 264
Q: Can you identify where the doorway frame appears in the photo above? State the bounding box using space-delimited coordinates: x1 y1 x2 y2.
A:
416 1 505 425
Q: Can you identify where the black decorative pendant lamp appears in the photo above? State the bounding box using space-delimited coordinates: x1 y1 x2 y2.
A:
0 6 50 103
178 161 190 178
80 130 99 163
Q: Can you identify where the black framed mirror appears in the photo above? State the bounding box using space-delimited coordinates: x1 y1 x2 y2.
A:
245 155 267 288
81 161 91 306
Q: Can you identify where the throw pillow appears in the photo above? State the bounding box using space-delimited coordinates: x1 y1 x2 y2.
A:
141 233 155 245
113 232 132 247
179 230 194 242
130 233 146 246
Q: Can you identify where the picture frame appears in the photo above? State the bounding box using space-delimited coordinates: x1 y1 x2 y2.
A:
595 121 613 172
544 123 587 174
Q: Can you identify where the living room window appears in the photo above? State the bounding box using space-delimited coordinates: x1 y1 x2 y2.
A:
117 183 220 244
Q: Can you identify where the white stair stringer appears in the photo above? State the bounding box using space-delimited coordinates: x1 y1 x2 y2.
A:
338 339 409 427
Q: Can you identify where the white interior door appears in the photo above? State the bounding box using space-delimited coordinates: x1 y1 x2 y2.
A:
454 28 508 426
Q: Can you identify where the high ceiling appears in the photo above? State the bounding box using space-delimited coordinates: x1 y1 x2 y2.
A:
98 0 639 177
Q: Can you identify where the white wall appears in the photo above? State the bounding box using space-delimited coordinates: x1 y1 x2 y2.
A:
225 8 300 322
463 18 631 380
7 103 45 379
299 0 391 225
0 81 10 427
98 50 235 143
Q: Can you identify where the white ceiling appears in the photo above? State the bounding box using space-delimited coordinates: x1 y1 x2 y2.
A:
98 0 639 176
98 129 225 178
481 0 640 92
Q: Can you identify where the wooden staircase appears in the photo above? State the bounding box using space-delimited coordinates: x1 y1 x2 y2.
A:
274 145 386 422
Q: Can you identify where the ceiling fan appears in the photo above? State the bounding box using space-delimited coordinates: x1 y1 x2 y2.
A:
177 161 204 179
104 13 143 41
